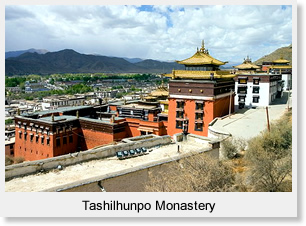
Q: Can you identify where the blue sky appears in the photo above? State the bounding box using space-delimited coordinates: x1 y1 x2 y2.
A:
5 5 292 63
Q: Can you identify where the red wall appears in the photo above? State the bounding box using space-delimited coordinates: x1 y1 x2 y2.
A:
81 129 114 150
167 95 233 137
14 128 54 161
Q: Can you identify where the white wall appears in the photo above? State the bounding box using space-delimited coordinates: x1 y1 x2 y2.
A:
235 81 270 108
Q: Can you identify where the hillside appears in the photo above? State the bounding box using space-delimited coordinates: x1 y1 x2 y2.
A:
254 44 292 65
5 48 48 59
5 49 183 75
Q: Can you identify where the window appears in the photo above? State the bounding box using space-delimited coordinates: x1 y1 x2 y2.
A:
195 122 203 131
30 134 34 142
176 120 183 129
195 113 203 120
176 111 184 119
253 78 260 85
69 134 73 143
41 136 44 145
176 101 184 109
237 86 247 94
56 137 61 147
63 136 67 145
253 86 260 94
24 133 27 141
19 132 22 139
238 95 246 103
253 96 260 103
238 77 247 84
195 102 204 110
46 137 50 146
36 135 39 143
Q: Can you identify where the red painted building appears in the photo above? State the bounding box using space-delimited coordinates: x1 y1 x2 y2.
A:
14 106 127 161
166 41 236 136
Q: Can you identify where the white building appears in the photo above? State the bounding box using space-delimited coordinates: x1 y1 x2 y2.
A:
234 73 283 109
42 95 85 110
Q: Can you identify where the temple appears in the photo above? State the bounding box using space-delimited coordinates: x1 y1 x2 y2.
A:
233 56 260 72
166 40 235 137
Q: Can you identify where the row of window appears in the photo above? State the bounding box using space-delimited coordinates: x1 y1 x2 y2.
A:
238 78 260 85
238 95 260 103
20 147 50 157
237 86 260 94
176 121 203 131
18 132 73 146
176 101 204 110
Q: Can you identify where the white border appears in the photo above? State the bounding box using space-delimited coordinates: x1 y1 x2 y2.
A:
1 0 299 220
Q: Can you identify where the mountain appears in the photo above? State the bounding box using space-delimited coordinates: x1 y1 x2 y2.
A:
135 59 184 73
5 49 183 75
123 57 144 63
5 48 49 59
254 44 292 65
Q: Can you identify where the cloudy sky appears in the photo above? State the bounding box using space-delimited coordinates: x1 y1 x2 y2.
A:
5 5 292 63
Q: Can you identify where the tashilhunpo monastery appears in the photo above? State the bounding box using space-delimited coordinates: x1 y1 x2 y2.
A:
4 41 292 192
11 41 292 162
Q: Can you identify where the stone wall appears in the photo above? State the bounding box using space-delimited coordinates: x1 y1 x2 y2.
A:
5 134 172 181
43 146 219 192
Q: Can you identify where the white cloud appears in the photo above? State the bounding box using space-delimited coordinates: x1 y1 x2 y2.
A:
5 5 292 63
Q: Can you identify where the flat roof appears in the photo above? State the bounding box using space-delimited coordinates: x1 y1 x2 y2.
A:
37 115 77 123
119 103 158 110
27 106 92 116
5 139 212 192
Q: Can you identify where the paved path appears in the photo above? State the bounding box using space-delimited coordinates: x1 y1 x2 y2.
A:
210 91 292 140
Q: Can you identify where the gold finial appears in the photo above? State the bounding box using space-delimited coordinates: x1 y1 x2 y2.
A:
51 114 54 122
200 40 205 53
76 111 79 118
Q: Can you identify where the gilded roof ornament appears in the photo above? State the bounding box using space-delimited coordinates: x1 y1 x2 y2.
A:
200 40 205 53
176 40 226 66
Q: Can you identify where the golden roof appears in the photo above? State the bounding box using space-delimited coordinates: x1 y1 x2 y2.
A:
273 57 290 64
269 65 292 69
234 56 260 70
176 40 226 66
150 86 169 97
165 70 236 80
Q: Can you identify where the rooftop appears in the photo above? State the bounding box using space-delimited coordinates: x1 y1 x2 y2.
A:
176 40 226 66
234 56 260 70
166 70 236 80
23 105 92 117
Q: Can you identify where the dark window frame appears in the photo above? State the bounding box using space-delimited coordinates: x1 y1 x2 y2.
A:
238 78 248 84
253 78 260 85
253 86 260 94
63 136 67 145
56 137 61 147
253 96 260 103
176 120 183 129
237 86 247 94
194 122 203 131
69 134 73 143
238 95 246 103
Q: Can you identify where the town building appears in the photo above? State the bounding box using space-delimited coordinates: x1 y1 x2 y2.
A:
233 57 283 109
42 95 86 110
165 41 236 137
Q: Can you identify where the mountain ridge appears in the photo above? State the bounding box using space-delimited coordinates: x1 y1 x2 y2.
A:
5 49 184 75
